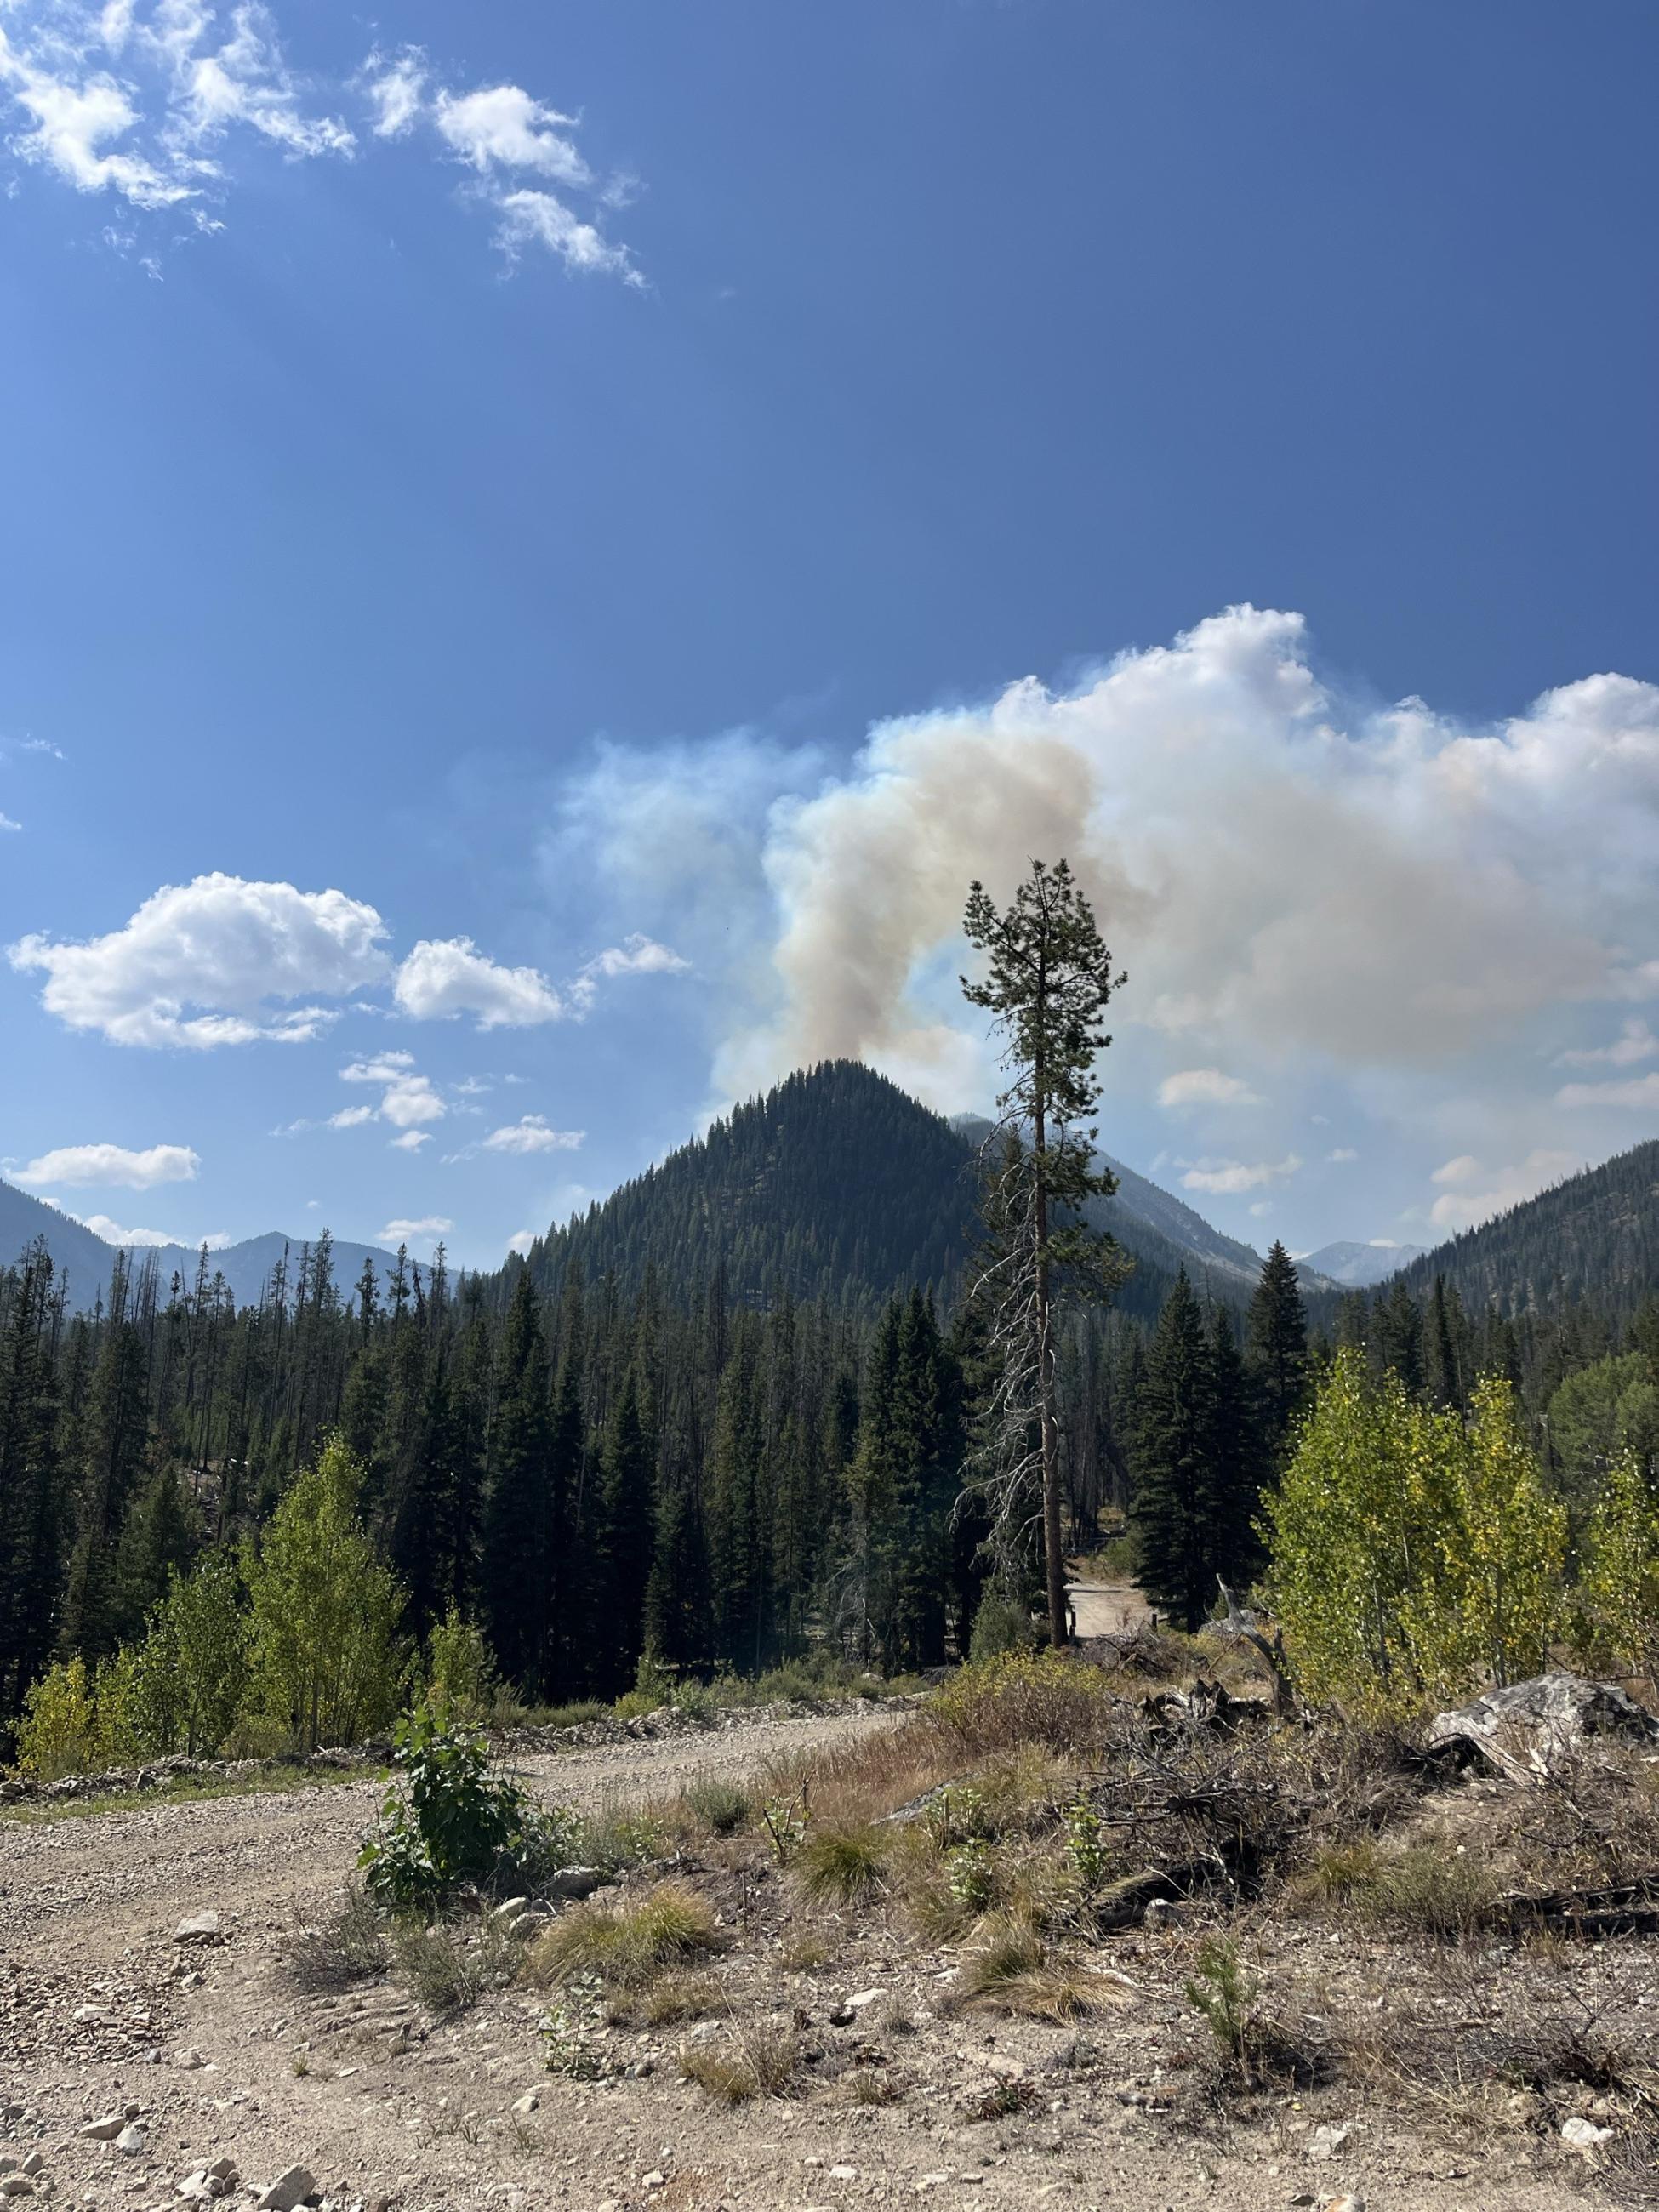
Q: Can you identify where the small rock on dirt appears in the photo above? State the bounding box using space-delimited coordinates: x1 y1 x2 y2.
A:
114 2122 147 2155
1562 2115 1613 2151
256 2164 318 2210
1308 2122 1357 2160
174 1911 221 1943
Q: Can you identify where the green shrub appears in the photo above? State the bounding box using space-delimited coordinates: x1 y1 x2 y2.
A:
13 1657 100 1780
1185 1936 1256 2070
969 1591 1038 1662
670 1676 720 1724
359 1699 579 1909
128 1552 248 1757
425 1608 498 1723
932 1650 1114 1755
614 1651 675 1720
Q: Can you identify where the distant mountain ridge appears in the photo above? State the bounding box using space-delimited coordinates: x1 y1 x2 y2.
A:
1297 1239 1427 1287
0 1178 396 1311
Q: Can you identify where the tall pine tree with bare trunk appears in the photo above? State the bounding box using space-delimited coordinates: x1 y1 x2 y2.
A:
961 858 1128 1647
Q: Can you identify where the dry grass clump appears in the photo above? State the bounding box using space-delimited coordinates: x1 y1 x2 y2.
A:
680 2024 801 2104
282 1882 388 1991
779 1932 832 1972
949 1912 1136 2021
795 1820 891 1904
531 1880 722 1991
767 1719 960 1829
392 1920 491 2016
1304 1838 1504 1940
681 1778 752 1836
842 2061 904 2105
605 1970 724 2027
973 1743 1075 1836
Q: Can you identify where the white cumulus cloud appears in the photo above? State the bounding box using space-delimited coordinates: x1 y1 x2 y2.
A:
356 43 425 138
1556 1017 1658 1069
394 938 563 1029
0 0 351 215
14 1140 200 1190
379 1215 453 1247
481 1115 585 1155
9 872 389 1047
339 1052 447 1128
1157 1068 1263 1109
73 1211 229 1248
434 83 588 182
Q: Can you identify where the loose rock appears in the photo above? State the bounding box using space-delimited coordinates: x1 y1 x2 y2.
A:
256 2164 318 2210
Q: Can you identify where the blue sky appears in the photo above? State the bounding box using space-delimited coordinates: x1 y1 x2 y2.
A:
1 0 1656 1270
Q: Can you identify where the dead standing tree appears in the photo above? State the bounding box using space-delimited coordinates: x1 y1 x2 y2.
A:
961 858 1130 1648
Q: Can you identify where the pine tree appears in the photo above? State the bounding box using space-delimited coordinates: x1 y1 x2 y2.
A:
1245 1241 1308 1468
596 1365 656 1695
479 1270 554 1696
1206 1304 1265 1592
1131 1271 1217 1632
0 1245 67 1719
961 858 1129 1645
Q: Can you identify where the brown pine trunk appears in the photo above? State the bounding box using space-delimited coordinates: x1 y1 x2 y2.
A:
1033 1045 1068 1650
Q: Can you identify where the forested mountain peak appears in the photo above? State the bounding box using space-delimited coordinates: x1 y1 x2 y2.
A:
1390 1138 1659 1324
515 1059 980 1315
512 1059 1266 1324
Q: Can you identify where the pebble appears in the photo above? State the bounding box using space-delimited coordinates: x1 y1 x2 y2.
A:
80 2114 128 2141
114 2123 148 2155
510 2090 540 2117
0 2181 37 2201
174 1912 221 1945
1308 2121 1357 2160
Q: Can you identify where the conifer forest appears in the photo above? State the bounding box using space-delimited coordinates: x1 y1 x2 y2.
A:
3 1058 1655 1756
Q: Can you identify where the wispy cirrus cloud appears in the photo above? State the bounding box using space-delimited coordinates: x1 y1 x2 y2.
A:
1 7 641 279
1180 1154 1301 1197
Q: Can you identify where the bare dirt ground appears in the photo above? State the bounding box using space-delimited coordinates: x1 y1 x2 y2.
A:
0 1703 1642 2212
1067 1583 1153 1640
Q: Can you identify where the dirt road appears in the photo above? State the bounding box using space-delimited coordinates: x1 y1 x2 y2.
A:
0 1703 1589 2212
1066 1580 1152 1639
